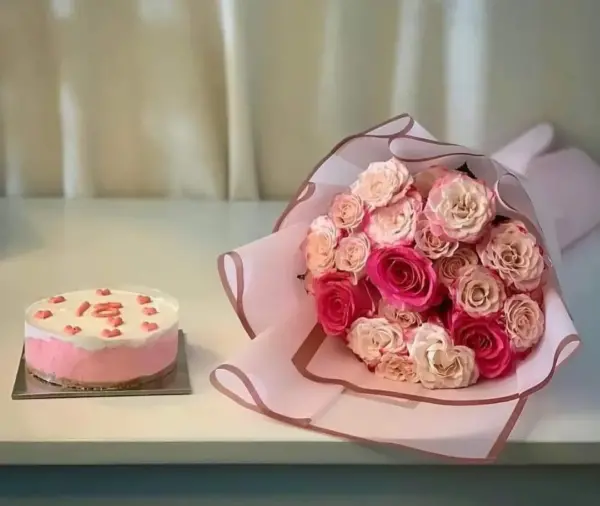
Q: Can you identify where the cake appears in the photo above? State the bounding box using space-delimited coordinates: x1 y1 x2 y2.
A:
24 288 179 389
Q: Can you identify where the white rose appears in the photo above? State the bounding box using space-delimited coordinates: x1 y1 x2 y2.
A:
414 217 459 260
424 172 495 243
503 293 545 352
304 215 340 276
452 265 506 317
328 192 365 231
435 246 480 288
410 323 479 389
351 158 413 209
365 190 422 246
377 300 423 330
477 220 545 291
347 317 406 366
375 353 419 382
334 233 371 277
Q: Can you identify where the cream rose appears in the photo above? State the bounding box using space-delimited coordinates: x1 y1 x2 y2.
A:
304 215 340 276
328 192 365 231
377 299 423 330
477 220 545 291
453 265 506 317
347 317 406 366
365 190 423 246
351 158 413 209
335 233 371 277
424 172 496 243
435 246 479 287
414 166 451 198
375 353 419 382
414 217 459 260
503 294 545 352
410 323 479 389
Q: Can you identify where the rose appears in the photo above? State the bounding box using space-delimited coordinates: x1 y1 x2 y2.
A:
435 246 479 288
351 158 413 209
375 353 419 382
451 312 513 379
451 265 506 317
314 273 376 336
503 294 545 352
424 172 496 243
347 317 406 366
367 246 439 312
335 233 370 277
414 165 452 198
409 323 479 389
414 217 459 260
304 215 340 276
328 193 365 231
377 299 423 330
365 190 423 246
477 220 545 291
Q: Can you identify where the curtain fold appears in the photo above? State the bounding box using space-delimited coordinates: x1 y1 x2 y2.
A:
1 0 599 200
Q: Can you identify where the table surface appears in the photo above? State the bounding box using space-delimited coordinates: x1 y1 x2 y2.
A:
1 198 600 465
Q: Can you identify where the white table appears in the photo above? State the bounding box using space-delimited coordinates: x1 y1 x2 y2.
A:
1 198 599 465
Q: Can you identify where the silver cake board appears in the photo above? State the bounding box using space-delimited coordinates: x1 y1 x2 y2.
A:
11 330 192 400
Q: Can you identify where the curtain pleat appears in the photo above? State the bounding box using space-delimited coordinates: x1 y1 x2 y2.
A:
0 0 599 199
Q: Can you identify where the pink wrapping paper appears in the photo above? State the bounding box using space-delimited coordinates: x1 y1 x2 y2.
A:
211 114 581 462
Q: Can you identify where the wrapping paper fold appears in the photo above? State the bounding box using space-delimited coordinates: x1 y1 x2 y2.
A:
212 114 581 462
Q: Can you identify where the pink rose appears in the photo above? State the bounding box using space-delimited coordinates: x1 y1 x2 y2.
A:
451 311 514 379
367 246 439 312
351 158 413 210
424 172 496 243
314 272 377 336
365 190 423 247
328 193 365 231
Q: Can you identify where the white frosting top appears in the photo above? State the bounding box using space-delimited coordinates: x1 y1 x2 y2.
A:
25 288 179 350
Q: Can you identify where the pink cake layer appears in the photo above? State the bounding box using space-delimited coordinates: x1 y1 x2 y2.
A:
24 328 178 386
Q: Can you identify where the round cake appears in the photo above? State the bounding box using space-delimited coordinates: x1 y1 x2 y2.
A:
24 288 179 389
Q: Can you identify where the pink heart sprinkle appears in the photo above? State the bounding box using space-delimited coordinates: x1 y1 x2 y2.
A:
64 325 82 335
137 295 152 305
76 301 91 317
101 328 122 338
142 307 158 316
49 295 66 304
96 288 111 296
108 316 124 328
141 321 159 332
34 310 52 320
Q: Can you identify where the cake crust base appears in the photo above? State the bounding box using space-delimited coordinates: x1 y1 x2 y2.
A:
26 361 177 391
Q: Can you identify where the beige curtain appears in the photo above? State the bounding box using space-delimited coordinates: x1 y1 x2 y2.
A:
0 0 599 200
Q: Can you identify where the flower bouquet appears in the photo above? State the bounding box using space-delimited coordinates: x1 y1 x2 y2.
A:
211 115 580 461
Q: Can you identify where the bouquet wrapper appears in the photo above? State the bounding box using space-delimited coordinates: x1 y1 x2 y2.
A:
211 115 581 462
